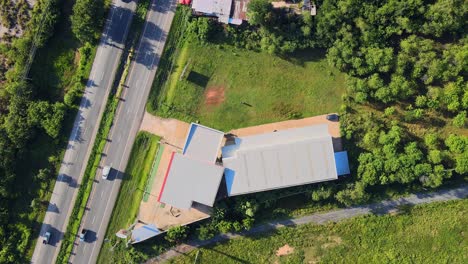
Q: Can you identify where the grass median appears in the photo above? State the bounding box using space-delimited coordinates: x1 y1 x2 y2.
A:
97 132 161 263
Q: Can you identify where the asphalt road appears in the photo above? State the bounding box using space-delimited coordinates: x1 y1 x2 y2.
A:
69 0 177 263
30 1 136 263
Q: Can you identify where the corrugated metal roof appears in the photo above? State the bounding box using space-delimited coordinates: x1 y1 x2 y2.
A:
222 125 338 196
182 123 224 163
334 151 350 175
159 153 225 209
192 0 232 22
131 224 162 243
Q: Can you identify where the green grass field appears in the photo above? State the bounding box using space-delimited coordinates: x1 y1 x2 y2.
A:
169 199 468 264
98 132 161 264
152 41 346 131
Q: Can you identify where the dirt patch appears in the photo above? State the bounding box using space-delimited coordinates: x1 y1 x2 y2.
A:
276 244 294 256
204 86 225 106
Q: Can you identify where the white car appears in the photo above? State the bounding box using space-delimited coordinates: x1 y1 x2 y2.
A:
42 231 51 244
102 166 111 179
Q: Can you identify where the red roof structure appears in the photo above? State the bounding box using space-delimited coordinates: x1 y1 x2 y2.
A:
179 0 191 5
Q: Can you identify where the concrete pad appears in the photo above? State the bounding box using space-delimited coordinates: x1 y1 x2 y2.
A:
140 112 190 148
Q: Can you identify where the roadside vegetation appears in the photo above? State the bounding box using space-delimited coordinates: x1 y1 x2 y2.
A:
169 199 468 264
133 0 467 261
98 132 162 264
0 0 108 261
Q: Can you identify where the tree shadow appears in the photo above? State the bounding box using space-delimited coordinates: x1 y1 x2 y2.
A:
101 5 135 46
134 21 166 69
283 48 328 67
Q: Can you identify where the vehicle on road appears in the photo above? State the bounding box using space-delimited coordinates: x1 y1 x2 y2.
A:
80 229 88 242
326 113 339 121
42 231 51 244
102 166 111 179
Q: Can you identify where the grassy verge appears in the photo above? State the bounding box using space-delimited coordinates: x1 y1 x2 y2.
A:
97 132 161 263
169 199 468 263
57 0 153 262
146 5 191 114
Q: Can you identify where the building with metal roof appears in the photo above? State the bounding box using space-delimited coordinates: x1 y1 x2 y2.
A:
190 0 249 25
222 124 338 196
158 123 225 209
182 123 224 163
157 121 348 210
158 152 225 209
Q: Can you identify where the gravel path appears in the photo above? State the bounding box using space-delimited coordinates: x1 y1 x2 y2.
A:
147 185 468 263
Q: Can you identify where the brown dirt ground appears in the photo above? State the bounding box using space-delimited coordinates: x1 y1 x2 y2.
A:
276 244 295 256
204 86 225 106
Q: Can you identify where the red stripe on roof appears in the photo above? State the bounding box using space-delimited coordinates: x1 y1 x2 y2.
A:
157 152 175 202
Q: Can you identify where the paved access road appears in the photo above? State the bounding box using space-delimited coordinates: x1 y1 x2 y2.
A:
150 185 468 263
31 1 136 263
70 0 177 263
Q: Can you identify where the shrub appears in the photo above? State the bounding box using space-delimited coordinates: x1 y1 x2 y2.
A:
197 225 215 240
165 226 188 243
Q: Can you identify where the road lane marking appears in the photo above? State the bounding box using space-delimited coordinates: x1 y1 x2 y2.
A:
92 216 96 224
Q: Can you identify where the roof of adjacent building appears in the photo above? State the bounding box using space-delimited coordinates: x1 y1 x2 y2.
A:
158 152 225 209
131 224 162 243
192 0 232 23
222 124 338 196
182 123 224 163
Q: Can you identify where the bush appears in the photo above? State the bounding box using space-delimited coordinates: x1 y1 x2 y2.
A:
165 226 188 243
453 111 466 128
197 225 215 240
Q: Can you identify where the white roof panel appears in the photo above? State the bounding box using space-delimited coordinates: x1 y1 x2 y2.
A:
222 125 338 196
159 153 224 209
182 123 224 163
192 0 232 21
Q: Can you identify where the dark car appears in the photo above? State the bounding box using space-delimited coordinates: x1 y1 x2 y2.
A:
80 229 88 242
326 113 339 121
42 231 51 244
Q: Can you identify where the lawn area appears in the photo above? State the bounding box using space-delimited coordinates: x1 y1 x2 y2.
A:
169 199 468 264
151 41 346 131
98 132 161 264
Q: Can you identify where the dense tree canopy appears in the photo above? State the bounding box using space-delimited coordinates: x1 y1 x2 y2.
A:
70 0 104 43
